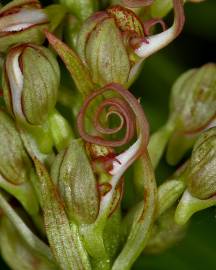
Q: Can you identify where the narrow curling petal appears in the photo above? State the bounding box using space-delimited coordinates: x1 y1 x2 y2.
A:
134 0 185 58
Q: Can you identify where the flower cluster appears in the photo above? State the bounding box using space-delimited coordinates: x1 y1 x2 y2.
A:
0 0 214 270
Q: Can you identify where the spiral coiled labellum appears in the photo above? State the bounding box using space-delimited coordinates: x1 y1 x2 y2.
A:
77 83 149 215
77 83 149 149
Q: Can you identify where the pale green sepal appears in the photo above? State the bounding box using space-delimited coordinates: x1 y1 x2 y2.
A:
85 18 130 86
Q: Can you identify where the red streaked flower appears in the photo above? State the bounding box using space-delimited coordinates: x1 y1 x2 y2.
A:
0 0 49 52
77 82 149 216
77 0 185 86
2 43 60 125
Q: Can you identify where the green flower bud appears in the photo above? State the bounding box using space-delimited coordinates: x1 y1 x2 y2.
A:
166 63 216 165
0 110 39 215
77 10 131 86
187 127 216 199
51 139 99 224
2 43 60 125
0 0 49 53
77 1 185 86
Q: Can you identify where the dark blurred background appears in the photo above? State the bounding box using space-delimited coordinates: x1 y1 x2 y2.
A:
133 1 216 269
0 0 216 269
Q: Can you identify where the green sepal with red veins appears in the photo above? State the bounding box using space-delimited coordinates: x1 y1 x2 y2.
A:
0 216 58 270
77 1 184 86
58 0 98 22
166 63 216 165
0 0 49 53
50 139 99 225
32 157 92 270
45 30 95 97
2 43 60 125
85 17 131 86
0 110 39 216
186 127 216 200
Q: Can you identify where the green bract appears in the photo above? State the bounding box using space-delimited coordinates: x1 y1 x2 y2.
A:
0 0 49 53
2 43 60 125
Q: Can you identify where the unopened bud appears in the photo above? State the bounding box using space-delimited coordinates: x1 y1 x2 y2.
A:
187 127 216 199
166 63 216 165
2 43 60 125
51 139 99 224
